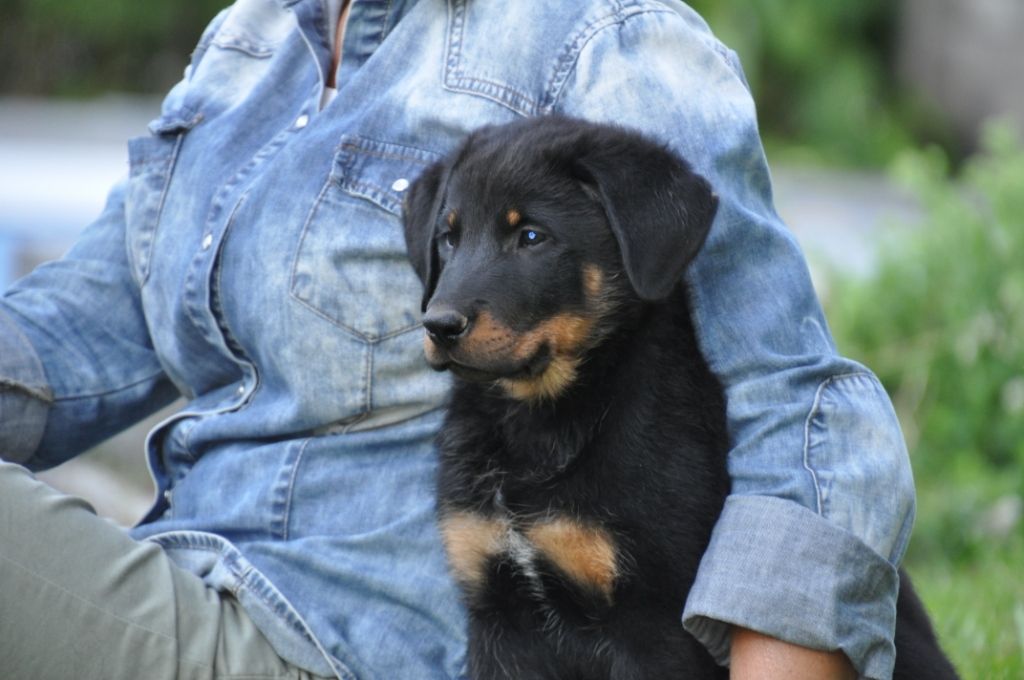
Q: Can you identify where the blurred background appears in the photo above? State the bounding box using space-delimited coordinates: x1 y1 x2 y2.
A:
1 0 1021 675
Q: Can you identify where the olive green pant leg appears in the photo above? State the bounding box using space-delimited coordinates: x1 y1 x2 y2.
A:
0 461 329 680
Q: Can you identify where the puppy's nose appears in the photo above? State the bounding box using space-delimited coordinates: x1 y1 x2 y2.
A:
423 308 470 346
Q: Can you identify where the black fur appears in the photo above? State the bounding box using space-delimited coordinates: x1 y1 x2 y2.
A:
403 116 958 679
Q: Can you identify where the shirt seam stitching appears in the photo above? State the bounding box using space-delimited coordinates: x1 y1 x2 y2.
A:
0 379 54 404
50 369 168 403
802 371 873 517
279 438 310 542
545 5 676 112
442 0 536 117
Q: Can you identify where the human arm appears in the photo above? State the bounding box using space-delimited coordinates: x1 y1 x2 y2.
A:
0 179 179 469
0 304 51 462
553 5 914 678
732 627 856 680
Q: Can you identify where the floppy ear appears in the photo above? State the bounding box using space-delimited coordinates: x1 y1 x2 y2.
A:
573 130 718 301
402 159 450 312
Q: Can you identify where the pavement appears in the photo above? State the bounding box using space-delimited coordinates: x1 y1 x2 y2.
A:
0 96 921 526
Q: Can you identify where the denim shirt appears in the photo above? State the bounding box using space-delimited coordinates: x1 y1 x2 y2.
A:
0 1 914 678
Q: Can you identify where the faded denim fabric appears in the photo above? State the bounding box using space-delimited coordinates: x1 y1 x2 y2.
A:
0 1 913 679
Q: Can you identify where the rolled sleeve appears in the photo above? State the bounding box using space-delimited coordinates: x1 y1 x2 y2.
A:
0 306 52 463
555 6 915 678
683 371 913 680
682 497 900 680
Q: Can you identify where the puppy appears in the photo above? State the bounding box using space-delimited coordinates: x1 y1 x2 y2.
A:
402 116 957 679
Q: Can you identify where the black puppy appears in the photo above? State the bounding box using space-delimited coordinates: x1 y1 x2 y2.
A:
402 116 957 679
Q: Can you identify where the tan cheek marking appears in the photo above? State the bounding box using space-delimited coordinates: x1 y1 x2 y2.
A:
510 313 594 362
582 263 622 322
499 312 595 401
583 264 605 300
542 313 594 355
498 356 579 401
526 518 619 601
440 512 508 592
423 334 442 363
507 209 521 227
462 310 517 356
438 307 597 401
469 310 515 347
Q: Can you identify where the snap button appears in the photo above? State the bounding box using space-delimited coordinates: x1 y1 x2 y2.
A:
391 178 410 192
294 114 310 129
201 233 214 250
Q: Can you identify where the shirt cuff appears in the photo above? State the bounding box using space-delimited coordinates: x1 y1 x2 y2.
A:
682 495 898 680
0 306 52 464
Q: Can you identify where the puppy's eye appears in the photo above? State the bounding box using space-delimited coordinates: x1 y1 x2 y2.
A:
439 230 459 249
518 228 547 248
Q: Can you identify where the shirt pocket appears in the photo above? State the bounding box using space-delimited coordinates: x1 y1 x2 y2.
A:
125 110 202 285
290 135 441 343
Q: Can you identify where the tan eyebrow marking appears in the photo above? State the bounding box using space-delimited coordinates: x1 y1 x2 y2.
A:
447 209 458 227
507 209 521 227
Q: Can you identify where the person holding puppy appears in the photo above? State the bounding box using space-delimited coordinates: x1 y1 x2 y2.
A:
0 2 912 679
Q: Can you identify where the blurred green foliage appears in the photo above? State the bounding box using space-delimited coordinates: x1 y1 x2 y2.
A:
913 537 1024 678
826 125 1024 674
688 0 952 166
828 124 1024 487
0 0 225 96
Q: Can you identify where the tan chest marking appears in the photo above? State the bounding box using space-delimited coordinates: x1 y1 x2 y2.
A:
439 512 509 593
441 510 620 602
526 517 619 600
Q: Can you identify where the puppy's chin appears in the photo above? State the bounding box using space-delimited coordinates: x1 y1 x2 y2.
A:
426 337 579 401
425 339 552 385
422 353 494 381
446 362 509 383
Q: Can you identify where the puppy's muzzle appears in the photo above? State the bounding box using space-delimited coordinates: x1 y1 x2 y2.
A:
423 306 470 348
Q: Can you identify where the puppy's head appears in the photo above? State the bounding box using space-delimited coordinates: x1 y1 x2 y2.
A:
403 116 717 401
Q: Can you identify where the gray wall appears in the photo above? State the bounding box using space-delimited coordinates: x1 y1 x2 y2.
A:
898 0 1024 149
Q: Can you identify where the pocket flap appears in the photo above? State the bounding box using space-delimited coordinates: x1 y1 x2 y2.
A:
334 136 442 215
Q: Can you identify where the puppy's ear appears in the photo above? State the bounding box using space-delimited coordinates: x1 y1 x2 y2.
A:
403 159 450 312
573 131 718 301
